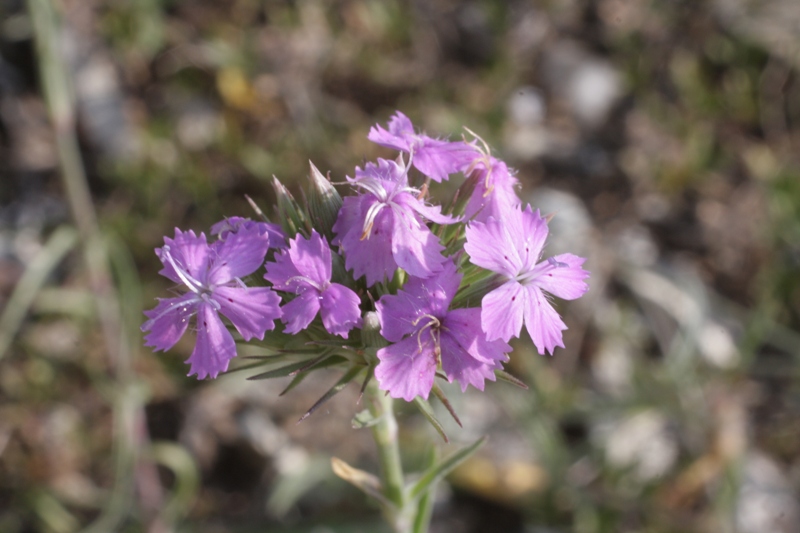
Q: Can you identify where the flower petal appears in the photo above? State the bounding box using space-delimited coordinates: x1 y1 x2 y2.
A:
375 336 437 401
287 230 331 286
480 282 525 342
280 290 321 335
157 229 210 285
263 247 302 289
439 332 499 393
185 303 238 379
535 254 590 300
340 202 398 286
211 216 286 249
319 283 362 338
399 193 459 225
367 111 414 152
207 223 270 284
464 159 521 223
141 293 199 351
515 206 549 269
412 141 476 182
464 216 522 277
390 201 447 279
445 308 511 365
376 286 426 343
523 286 567 355
214 286 282 341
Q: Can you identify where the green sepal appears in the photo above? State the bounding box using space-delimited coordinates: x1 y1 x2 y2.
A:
431 384 462 427
451 269 504 308
412 396 448 443
495 368 529 389
408 436 487 502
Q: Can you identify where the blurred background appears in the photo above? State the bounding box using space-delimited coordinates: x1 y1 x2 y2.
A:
2 0 800 532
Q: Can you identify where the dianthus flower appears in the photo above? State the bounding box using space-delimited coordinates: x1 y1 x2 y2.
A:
211 216 287 249
374 262 510 401
368 111 475 182
464 205 589 354
462 153 521 223
141 225 282 379
265 230 362 338
332 157 456 286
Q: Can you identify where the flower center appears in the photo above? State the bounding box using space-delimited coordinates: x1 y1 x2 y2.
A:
515 256 568 286
412 314 443 363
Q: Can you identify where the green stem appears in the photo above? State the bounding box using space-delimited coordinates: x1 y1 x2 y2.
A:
365 381 411 533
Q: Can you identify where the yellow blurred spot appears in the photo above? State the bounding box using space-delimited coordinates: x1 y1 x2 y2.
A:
451 456 548 503
217 67 256 111
501 460 548 496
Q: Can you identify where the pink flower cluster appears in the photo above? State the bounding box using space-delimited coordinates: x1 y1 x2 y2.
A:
142 112 590 400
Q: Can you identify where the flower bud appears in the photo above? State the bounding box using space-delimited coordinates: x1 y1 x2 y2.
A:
360 311 387 350
306 160 342 241
271 175 308 237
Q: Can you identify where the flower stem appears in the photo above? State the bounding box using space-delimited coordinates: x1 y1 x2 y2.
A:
366 380 412 533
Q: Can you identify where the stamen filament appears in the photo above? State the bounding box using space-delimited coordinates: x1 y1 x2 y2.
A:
161 245 204 293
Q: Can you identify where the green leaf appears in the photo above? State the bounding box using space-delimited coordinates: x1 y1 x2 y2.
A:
358 361 377 402
279 356 355 396
495 369 529 389
412 446 438 533
412 397 448 443
247 359 316 380
408 437 487 502
279 371 309 396
247 355 345 380
299 365 365 421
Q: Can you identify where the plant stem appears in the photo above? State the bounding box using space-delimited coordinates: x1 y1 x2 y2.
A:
366 380 411 533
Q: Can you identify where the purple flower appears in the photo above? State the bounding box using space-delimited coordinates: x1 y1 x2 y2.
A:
463 155 521 223
211 216 287 249
464 205 589 353
368 111 475 182
374 262 510 401
142 225 282 379
332 157 456 286
265 230 362 338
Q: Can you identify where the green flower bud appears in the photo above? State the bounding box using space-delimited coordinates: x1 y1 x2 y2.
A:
271 175 308 237
306 160 343 241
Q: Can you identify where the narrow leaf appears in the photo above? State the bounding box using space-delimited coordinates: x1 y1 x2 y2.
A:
358 361 377 403
352 408 381 429
281 356 356 396
299 365 364 422
412 397 448 443
495 369 529 389
247 359 319 380
431 384 462 428
412 447 438 533
330 457 390 507
279 372 309 396
247 355 346 380
305 339 359 348
408 437 487 501
291 351 335 375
